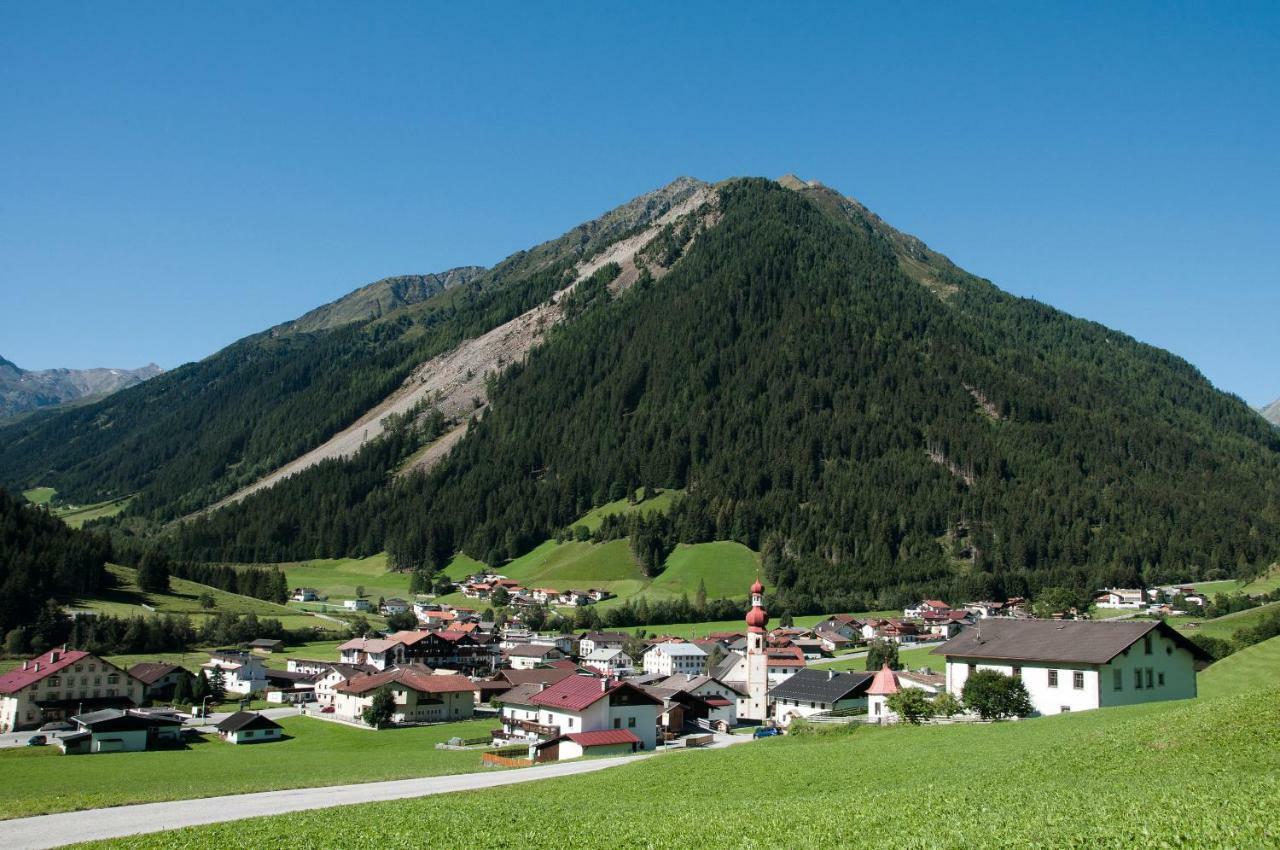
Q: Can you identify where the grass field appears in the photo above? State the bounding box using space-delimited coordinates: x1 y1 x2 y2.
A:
1198 634 1280 699
817 644 942 673
0 715 499 819
1189 563 1280 597
102 638 350 676
22 486 56 504
573 488 682 533
71 565 334 634
277 553 411 603
639 610 899 639
1175 600 1280 640
21 487 131 528
97 666 1280 848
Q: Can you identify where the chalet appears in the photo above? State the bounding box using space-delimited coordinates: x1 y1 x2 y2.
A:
310 662 380 706
0 649 143 732
128 662 189 702
291 588 319 602
769 668 874 727
395 629 495 674
530 588 558 604
932 619 1212 716
382 598 411 615
61 707 185 753
1095 588 1146 610
495 682 553 743
203 650 269 694
876 620 921 645
337 636 405 671
506 644 566 670
814 627 854 653
642 643 707 677
216 711 283 744
535 728 643 761
335 667 477 724
655 674 742 726
558 589 591 607
343 598 372 612
814 615 863 640
577 632 629 657
640 685 719 736
524 675 662 753
587 589 614 602
904 599 952 619
492 666 583 691
582 648 634 676
964 600 1006 619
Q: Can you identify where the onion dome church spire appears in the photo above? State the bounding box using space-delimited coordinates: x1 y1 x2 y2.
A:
746 574 768 632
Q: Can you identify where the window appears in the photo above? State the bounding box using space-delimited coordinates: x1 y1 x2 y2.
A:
568 718 574 729
968 663 976 674
1048 670 1058 688
49 677 60 687
613 718 621 729
1073 671 1084 690
628 717 636 728
1012 666 1022 679
1143 636 1152 655
1157 672 1165 686
1145 669 1153 689
1113 669 1123 690
1134 669 1143 689
1061 706 1071 713
107 675 118 684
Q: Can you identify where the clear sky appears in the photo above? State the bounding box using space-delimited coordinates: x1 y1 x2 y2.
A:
2 2 1277 405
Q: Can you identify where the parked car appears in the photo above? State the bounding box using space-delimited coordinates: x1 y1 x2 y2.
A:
321 705 335 713
752 726 780 739
26 735 47 746
39 721 75 732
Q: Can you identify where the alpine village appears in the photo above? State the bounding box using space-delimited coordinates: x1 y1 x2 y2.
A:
3 7 1279 849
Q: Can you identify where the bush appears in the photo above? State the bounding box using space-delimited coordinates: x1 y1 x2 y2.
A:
865 640 900 672
886 688 932 724
962 670 1033 720
931 691 963 718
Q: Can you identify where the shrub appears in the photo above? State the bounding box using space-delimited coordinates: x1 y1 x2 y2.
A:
962 670 1033 720
887 688 932 724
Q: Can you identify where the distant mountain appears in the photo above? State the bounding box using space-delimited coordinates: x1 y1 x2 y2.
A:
0 356 162 420
1262 399 1280 426
276 268 485 335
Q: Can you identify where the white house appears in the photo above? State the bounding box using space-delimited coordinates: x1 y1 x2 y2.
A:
655 674 742 726
642 643 707 677
62 708 185 753
308 663 378 706
337 637 405 671
216 711 283 744
932 619 1211 717
582 648 633 676
291 588 319 602
1095 588 1145 609
904 599 951 619
769 668 874 727
343 598 372 612
334 668 476 724
382 598 411 615
524 675 662 754
202 651 269 695
506 644 566 670
577 632 628 657
0 649 144 732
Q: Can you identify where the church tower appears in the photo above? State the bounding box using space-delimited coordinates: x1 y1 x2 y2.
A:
743 576 769 721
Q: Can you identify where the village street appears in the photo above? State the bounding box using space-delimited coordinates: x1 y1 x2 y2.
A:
3 732 752 849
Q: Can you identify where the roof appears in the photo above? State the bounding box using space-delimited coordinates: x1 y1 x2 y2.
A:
337 668 478 696
386 630 434 647
710 652 742 680
584 648 628 661
216 711 283 733
74 708 182 731
768 668 874 703
922 600 950 609
507 644 560 658
0 649 90 694
656 674 746 696
246 638 283 648
898 670 945 688
337 637 403 654
578 631 629 643
529 676 661 713
495 668 581 688
128 661 184 685
931 619 1213 665
564 729 641 747
496 682 546 705
650 643 707 657
866 665 900 696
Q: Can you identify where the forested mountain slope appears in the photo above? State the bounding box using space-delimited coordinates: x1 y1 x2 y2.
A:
275 268 484 335
0 178 708 518
169 178 1280 612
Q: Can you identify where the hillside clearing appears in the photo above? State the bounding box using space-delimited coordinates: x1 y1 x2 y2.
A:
1198 634 1280 699
1175 600 1280 640
573 488 682 532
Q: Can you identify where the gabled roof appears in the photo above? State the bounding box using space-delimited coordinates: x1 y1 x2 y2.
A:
337 637 402 654
578 631 629 643
583 648 629 661
528 676 661 713
497 682 547 705
494 667 581 688
565 729 641 747
650 642 707 657
507 644 560 658
128 661 184 685
0 649 91 694
337 668 478 696
655 674 746 696
216 711 283 733
768 668 873 703
931 619 1213 665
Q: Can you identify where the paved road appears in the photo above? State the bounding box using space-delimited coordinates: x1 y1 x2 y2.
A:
5 733 751 849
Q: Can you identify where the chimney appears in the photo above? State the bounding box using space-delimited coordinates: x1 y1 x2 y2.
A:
50 650 59 663
601 677 609 692
22 661 28 671
33 662 40 673
828 669 836 680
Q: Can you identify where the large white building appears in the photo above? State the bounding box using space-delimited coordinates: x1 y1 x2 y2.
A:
202 651 269 695
0 649 144 732
932 619 1210 717
524 675 663 754
642 643 707 677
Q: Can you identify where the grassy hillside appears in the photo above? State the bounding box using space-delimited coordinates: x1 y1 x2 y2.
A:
0 716 498 819
574 488 682 532
22 486 131 528
98 678 1280 847
1198 634 1280 699
22 486 55 504
73 565 335 633
1189 563 1280 597
278 553 410 602
1175 600 1280 640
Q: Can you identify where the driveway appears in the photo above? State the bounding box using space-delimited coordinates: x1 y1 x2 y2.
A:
4 731 752 848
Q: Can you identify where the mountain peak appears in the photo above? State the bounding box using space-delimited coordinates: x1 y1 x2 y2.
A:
1261 399 1280 426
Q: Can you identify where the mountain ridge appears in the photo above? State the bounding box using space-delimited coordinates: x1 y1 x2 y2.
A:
1261 398 1280 426
0 357 162 421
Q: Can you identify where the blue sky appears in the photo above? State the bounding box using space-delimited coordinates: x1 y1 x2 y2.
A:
2 2 1277 405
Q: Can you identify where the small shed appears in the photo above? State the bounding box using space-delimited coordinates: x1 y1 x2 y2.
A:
216 711 284 744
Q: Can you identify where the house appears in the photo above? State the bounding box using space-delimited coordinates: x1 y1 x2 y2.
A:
587 589 614 602
492 667 584 693
529 634 575 655
877 620 921 644
291 588 319 602
814 627 854 653
334 667 477 724
1095 588 1146 610
530 588 558 604
245 638 283 654
62 708 185 753
866 664 900 723
814 615 863 640
216 711 283 744
931 619 1212 716
127 662 189 702
309 662 378 706
558 589 591 607
581 648 634 676
337 636 405 671
655 674 743 726
382 598 411 616
769 668 874 727
535 729 643 761
343 598 372 612
964 600 1006 619
642 643 707 677
523 675 662 754
506 644 566 670
397 629 496 674
202 650 269 694
897 668 946 695
495 682 556 743
904 599 952 619
0 648 143 732
577 632 628 657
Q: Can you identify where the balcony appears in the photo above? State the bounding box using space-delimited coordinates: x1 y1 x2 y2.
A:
512 718 560 737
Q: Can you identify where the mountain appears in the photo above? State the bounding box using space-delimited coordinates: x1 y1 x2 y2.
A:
275 268 485 335
1261 399 1280 426
0 356 162 420
3 176 1278 615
